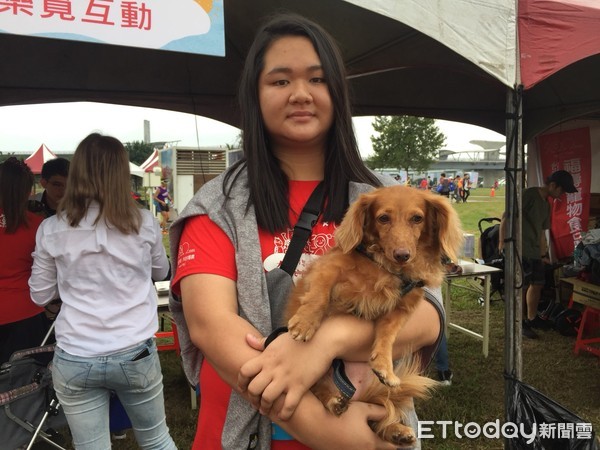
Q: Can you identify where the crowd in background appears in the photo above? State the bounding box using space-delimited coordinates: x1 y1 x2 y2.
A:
394 172 474 202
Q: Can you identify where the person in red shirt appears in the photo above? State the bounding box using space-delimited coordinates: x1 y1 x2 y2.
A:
0 157 46 363
170 14 444 450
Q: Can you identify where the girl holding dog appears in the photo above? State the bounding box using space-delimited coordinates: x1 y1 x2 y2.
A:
169 14 444 450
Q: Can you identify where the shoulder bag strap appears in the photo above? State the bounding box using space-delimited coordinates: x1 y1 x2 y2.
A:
280 181 325 276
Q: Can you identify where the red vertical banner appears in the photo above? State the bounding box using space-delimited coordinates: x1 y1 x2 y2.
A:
537 127 591 259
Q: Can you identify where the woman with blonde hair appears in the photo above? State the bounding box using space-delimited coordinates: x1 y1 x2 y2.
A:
29 133 177 450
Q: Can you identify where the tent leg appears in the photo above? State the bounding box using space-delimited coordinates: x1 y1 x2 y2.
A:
504 85 524 449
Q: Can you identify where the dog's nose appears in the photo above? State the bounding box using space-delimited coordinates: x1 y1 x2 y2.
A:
393 249 410 263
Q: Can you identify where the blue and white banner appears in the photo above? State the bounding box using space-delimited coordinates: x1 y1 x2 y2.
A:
0 0 224 56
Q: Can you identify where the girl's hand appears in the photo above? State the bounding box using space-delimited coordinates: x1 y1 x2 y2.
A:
238 334 379 421
238 331 333 420
327 401 413 450
281 399 406 450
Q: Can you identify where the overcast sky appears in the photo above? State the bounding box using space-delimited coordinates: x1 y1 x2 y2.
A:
0 102 505 158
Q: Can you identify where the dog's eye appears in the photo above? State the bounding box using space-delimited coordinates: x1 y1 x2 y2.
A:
412 215 424 224
377 214 391 224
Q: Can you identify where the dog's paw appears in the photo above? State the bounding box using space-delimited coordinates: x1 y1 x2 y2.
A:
370 355 401 387
287 314 319 341
371 368 401 388
326 395 350 416
388 424 416 446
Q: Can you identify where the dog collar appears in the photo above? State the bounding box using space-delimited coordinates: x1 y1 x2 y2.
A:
332 358 356 399
400 279 425 296
354 244 424 296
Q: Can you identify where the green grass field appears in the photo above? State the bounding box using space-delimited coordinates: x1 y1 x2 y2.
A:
60 187 600 449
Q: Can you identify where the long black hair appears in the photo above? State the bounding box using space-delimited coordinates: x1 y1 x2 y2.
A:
225 13 380 233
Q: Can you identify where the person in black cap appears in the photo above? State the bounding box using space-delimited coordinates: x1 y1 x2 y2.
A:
520 169 578 338
546 170 578 194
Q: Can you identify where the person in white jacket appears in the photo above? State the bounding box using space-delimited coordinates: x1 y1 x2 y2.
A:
29 132 177 450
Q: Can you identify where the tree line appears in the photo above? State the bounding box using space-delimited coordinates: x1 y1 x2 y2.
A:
366 116 446 176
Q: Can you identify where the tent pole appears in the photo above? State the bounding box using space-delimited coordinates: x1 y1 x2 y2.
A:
504 85 524 448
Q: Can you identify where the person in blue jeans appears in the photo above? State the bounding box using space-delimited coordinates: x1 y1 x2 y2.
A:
30 133 176 450
434 332 453 385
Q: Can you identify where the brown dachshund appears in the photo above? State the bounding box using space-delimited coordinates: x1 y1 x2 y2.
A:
285 185 463 445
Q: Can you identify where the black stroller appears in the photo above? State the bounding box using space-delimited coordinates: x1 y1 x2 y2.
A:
0 325 67 450
477 217 505 300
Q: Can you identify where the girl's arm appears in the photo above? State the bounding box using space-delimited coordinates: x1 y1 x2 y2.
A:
181 273 402 449
271 390 404 450
181 274 262 386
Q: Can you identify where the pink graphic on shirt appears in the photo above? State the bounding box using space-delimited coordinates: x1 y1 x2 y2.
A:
273 228 335 256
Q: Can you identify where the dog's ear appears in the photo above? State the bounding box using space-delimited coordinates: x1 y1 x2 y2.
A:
425 194 464 262
334 191 374 253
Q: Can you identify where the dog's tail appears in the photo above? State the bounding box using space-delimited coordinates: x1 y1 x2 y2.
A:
361 355 439 432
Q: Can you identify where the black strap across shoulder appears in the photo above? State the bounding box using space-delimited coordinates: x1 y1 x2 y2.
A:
279 181 325 276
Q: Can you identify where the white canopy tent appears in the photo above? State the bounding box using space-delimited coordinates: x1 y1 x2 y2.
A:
129 162 144 178
2 0 599 141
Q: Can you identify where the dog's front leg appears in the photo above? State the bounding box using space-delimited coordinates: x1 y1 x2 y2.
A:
369 291 420 387
287 269 339 342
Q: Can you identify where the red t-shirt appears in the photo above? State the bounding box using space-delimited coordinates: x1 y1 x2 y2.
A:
173 181 337 450
0 210 45 325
